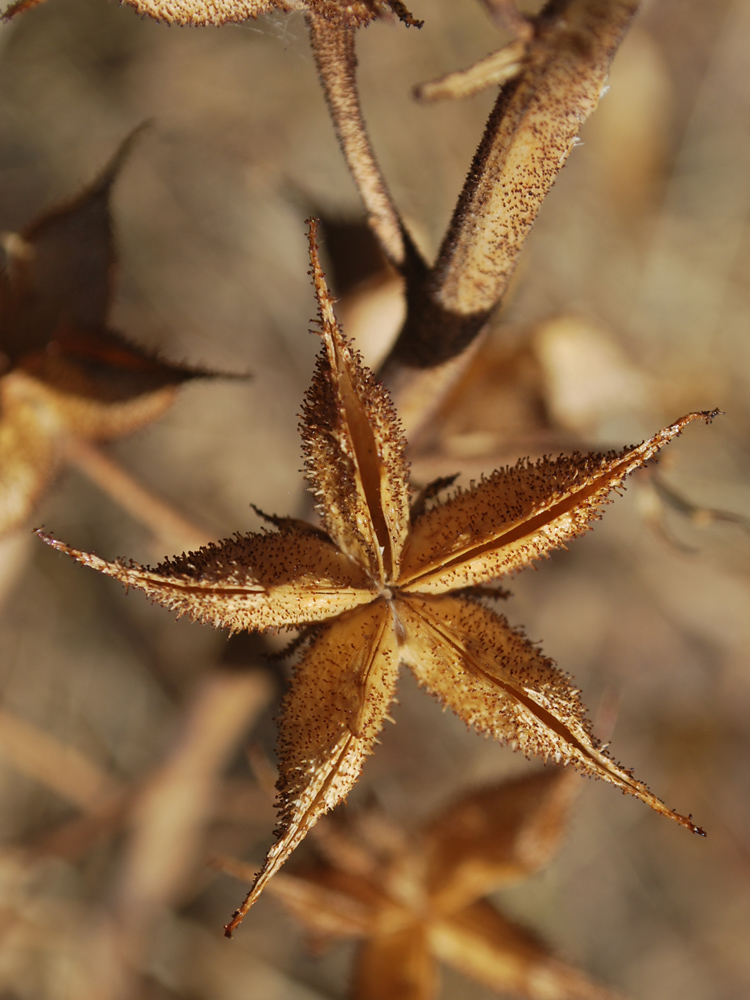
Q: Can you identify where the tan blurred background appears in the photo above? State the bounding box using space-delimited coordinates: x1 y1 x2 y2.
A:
1 0 749 997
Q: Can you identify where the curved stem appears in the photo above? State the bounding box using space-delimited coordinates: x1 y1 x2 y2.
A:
307 17 423 275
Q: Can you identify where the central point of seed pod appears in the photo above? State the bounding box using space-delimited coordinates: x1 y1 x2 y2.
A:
380 586 394 600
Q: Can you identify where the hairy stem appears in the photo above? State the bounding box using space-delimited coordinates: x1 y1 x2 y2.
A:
381 0 641 434
307 16 424 275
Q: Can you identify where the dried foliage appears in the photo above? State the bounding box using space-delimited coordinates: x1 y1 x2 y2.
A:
0 0 748 998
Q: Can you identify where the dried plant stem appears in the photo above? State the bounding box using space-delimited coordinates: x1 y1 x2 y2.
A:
382 0 641 431
382 335 486 448
32 674 273 863
115 670 272 937
0 706 121 809
66 437 212 552
433 0 640 318
415 41 528 103
307 17 423 275
479 0 533 39
31 787 137 860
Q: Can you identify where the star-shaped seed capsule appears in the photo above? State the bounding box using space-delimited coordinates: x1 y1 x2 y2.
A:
0 131 214 537
40 221 714 935
220 769 624 1000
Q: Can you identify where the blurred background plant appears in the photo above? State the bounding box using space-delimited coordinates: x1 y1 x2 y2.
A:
0 0 749 998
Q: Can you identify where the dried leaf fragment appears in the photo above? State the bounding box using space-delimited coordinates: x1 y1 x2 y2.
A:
41 224 713 933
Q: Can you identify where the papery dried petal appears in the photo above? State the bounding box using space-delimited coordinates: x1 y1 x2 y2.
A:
398 412 718 593
301 221 410 584
397 594 703 835
225 600 399 934
421 769 578 913
39 529 377 631
431 900 623 1000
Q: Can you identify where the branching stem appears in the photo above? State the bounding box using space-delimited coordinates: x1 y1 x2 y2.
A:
381 0 641 436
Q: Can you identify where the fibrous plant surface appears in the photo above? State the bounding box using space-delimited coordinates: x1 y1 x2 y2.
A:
0 1 748 999
41 222 714 935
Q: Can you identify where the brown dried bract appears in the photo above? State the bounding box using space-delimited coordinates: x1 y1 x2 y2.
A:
0 131 214 536
221 770 625 1000
2 0 419 28
40 222 715 934
117 0 419 29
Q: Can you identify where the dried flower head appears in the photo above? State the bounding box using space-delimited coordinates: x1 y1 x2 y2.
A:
220 769 624 1000
40 221 714 935
0 131 216 536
